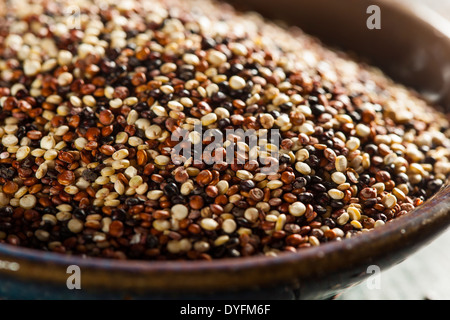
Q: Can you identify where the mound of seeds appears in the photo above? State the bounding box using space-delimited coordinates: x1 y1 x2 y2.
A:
0 0 449 260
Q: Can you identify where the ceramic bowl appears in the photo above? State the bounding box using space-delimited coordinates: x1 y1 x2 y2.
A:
0 0 449 299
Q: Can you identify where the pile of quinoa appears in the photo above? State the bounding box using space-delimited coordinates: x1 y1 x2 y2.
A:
0 0 449 260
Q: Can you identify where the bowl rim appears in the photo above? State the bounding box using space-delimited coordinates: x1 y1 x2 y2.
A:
0 0 449 292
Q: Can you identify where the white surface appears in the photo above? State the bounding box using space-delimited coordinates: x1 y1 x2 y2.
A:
338 229 450 300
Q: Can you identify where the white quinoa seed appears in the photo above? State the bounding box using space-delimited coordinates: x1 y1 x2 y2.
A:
347 207 361 221
2 135 18 147
58 50 73 65
351 220 363 229
68 219 84 233
128 175 143 188
208 50 227 66
244 207 259 222
331 172 347 185
222 219 237 234
382 193 397 209
374 220 385 228
15 146 30 160
19 194 36 210
229 76 246 90
57 72 73 86
155 155 170 166
355 123 371 137
236 170 253 180
183 53 200 66
335 155 348 172
328 189 345 200
346 137 361 151
295 162 311 175
112 149 129 160
200 218 219 231
201 113 217 126
289 202 306 217
337 212 350 225
172 204 189 220
267 180 283 189
275 214 286 231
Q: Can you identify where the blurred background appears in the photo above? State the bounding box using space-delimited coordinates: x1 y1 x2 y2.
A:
338 0 450 300
408 0 450 13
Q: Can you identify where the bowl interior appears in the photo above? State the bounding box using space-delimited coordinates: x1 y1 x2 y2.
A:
227 0 450 111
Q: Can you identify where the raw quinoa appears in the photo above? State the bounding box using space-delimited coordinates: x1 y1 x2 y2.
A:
0 0 449 260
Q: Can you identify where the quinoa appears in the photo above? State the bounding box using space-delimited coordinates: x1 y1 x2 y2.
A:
0 0 449 260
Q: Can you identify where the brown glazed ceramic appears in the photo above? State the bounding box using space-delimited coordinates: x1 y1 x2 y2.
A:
0 0 449 299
